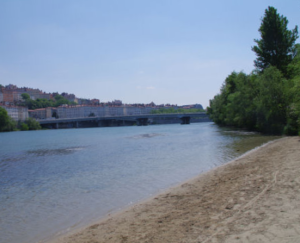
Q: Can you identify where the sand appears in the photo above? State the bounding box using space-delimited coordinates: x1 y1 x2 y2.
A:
47 137 300 243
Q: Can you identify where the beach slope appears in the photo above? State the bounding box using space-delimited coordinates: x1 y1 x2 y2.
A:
48 137 300 243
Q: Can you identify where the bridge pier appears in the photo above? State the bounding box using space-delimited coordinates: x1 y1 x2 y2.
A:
99 120 112 127
180 116 191 125
56 123 59 129
136 118 148 126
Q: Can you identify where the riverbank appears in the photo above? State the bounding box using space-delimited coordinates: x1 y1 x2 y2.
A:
46 136 300 243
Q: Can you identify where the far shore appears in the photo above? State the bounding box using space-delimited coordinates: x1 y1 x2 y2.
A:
46 136 300 243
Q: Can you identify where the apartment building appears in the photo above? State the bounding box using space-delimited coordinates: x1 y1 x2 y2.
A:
123 106 155 116
83 106 105 117
0 89 3 102
1 85 53 102
91 99 100 105
29 107 55 119
0 105 29 121
1 89 15 103
57 105 85 118
18 106 29 121
61 93 78 103
106 106 124 116
55 105 155 119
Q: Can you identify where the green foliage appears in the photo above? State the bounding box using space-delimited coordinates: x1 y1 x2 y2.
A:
208 65 300 135
25 118 41 130
252 6 298 76
20 123 29 131
21 93 30 100
151 107 204 114
208 71 258 130
0 108 41 132
0 107 9 130
287 44 300 78
209 6 300 135
254 67 288 134
0 107 17 132
20 95 76 110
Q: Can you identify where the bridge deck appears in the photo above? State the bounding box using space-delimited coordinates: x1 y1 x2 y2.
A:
39 112 208 124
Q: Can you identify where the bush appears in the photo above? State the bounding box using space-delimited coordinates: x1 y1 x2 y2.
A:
25 118 41 130
20 123 29 131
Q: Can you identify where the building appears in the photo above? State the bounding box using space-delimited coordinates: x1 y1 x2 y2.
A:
91 99 100 105
18 106 29 121
57 105 86 118
1 89 15 103
0 89 3 102
0 105 29 121
1 84 53 103
56 105 106 118
61 93 78 103
111 100 122 106
29 107 56 119
55 105 158 119
180 104 204 110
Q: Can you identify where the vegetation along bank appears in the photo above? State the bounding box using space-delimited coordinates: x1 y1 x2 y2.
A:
207 6 300 135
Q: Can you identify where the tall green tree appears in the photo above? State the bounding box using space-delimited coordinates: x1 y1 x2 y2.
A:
252 6 298 76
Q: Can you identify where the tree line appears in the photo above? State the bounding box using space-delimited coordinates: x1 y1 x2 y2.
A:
207 6 300 135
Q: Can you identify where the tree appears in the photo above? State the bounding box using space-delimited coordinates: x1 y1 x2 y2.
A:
254 66 288 134
21 93 30 100
20 123 29 131
252 6 298 75
25 118 41 130
0 107 17 132
0 107 10 131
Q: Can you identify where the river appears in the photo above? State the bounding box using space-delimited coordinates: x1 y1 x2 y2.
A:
0 123 279 243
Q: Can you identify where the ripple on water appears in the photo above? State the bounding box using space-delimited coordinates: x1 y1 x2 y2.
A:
128 133 164 139
26 147 85 156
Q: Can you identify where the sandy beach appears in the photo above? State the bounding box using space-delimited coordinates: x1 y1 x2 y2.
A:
47 136 300 243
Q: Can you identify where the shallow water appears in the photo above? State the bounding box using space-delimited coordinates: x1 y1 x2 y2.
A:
0 123 279 243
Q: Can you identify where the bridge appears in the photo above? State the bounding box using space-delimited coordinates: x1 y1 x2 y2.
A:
38 112 209 129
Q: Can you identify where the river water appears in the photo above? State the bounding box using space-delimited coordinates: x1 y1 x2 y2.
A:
0 123 279 243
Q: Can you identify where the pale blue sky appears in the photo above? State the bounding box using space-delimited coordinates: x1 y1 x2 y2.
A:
0 0 299 108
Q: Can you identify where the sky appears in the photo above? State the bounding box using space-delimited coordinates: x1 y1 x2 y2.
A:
0 0 299 108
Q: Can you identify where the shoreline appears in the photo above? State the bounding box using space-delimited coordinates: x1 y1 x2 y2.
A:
46 136 300 243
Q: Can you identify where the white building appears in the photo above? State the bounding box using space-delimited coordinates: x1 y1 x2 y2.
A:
57 105 84 119
55 105 156 119
123 106 155 116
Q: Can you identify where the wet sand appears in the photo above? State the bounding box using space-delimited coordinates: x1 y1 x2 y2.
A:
47 137 300 243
